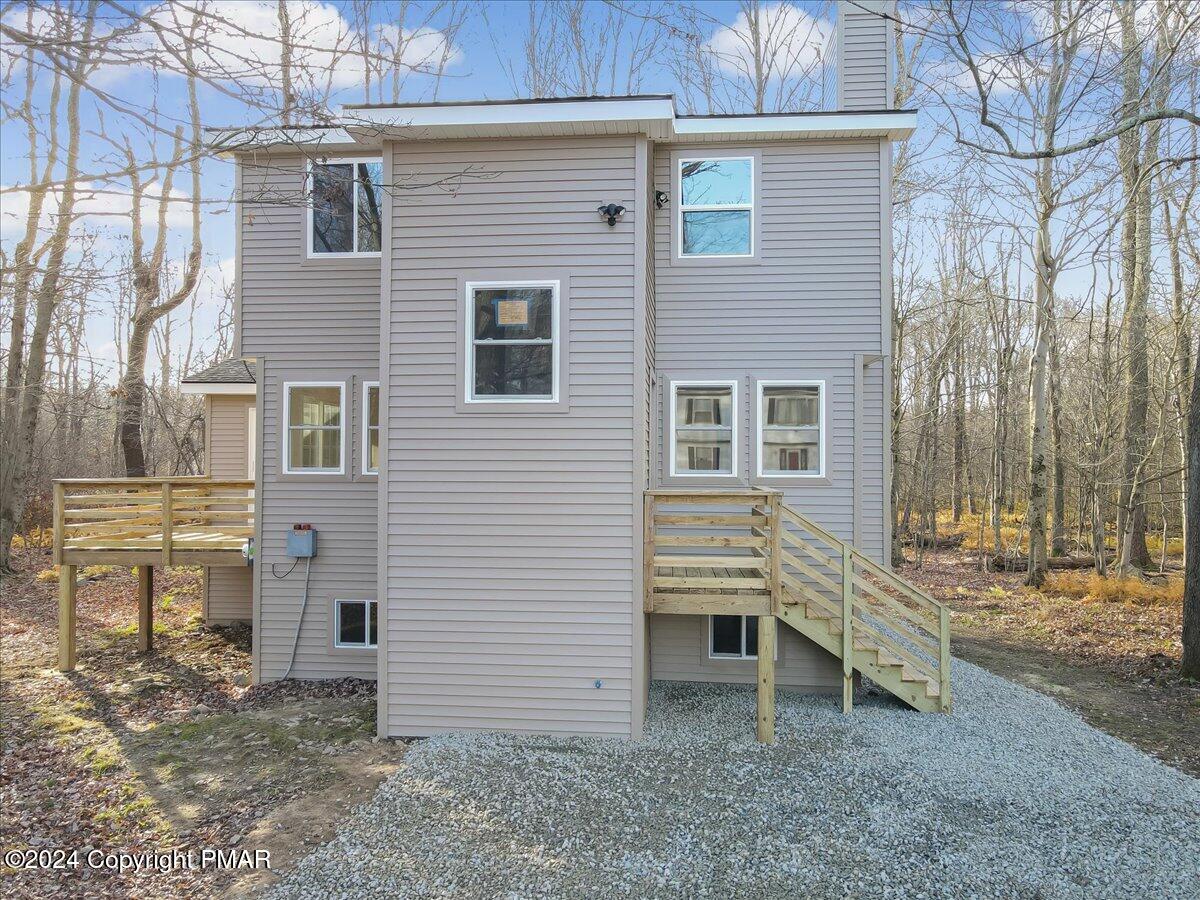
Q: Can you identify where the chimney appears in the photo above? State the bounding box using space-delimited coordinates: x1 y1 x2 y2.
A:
836 0 895 111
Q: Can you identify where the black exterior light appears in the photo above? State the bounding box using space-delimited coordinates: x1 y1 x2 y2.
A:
598 203 625 226
655 190 668 209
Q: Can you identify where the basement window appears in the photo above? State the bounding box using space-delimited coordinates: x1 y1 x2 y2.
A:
308 158 383 256
757 381 823 478
335 599 377 649
363 382 380 475
466 281 559 402
710 615 758 659
679 156 753 257
284 382 344 474
670 381 737 477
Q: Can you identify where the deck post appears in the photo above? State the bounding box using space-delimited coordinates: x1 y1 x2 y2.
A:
52 481 65 566
841 545 853 714
160 481 173 567
58 564 77 671
137 565 154 653
643 494 655 612
756 614 776 743
767 494 783 614
939 604 951 712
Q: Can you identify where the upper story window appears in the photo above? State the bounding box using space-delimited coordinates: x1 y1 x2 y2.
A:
670 381 737 477
679 157 753 257
757 381 823 478
466 281 559 402
363 382 380 475
309 159 383 256
284 382 344 474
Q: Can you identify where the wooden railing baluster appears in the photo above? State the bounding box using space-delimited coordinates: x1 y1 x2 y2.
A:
160 481 173 567
841 544 854 714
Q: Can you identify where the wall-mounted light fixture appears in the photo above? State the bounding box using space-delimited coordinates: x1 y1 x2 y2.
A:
597 203 625 226
655 190 668 209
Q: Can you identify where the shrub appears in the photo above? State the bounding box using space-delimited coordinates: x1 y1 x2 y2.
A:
1043 571 1183 606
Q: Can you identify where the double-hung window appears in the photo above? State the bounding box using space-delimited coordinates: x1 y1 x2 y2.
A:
284 383 344 474
466 281 559 402
670 381 737 477
335 599 377 649
757 381 823 477
679 157 754 257
363 382 380 475
309 158 383 256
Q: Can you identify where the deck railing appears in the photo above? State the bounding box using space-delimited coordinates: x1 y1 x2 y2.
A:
53 476 255 566
644 488 951 718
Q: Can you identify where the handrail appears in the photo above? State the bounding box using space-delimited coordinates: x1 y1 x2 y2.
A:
53 477 254 565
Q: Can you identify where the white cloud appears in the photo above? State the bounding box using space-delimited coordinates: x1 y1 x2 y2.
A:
140 0 461 94
0 181 195 243
705 2 831 80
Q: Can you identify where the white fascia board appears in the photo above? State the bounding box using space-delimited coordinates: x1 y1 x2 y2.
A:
673 110 917 141
180 382 256 396
342 97 676 132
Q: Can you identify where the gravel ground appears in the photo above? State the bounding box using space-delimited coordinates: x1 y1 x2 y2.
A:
271 662 1200 899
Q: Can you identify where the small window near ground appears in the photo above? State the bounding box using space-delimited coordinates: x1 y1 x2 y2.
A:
467 282 558 401
285 383 344 474
758 382 822 477
335 599 377 648
710 615 758 659
310 159 382 255
671 382 737 477
364 382 380 474
679 157 753 257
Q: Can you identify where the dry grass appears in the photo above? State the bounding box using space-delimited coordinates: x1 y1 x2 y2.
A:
1043 571 1184 607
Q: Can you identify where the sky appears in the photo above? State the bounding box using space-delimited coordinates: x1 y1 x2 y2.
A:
3 0 822 383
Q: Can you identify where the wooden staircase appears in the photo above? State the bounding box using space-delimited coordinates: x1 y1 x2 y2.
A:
644 489 951 741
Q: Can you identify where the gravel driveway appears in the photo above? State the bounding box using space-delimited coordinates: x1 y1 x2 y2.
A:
271 662 1200 899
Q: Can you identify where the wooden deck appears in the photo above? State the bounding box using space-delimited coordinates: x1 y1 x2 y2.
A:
52 477 254 671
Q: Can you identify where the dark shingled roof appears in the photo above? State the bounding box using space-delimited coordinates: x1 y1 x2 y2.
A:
182 358 256 384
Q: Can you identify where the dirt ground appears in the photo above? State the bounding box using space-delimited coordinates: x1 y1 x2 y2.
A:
903 550 1200 778
0 546 406 899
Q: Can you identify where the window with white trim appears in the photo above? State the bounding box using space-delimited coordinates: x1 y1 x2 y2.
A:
363 382 379 474
757 381 823 477
335 599 377 648
670 381 737 476
466 281 558 401
284 383 344 474
309 159 382 255
679 157 753 257
709 615 759 659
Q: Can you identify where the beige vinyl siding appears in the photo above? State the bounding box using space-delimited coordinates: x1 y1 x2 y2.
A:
839 5 891 111
383 136 640 738
239 153 380 681
650 139 885 690
650 614 840 690
203 395 253 624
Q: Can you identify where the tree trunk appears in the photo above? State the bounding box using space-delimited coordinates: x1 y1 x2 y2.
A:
1049 314 1067 555
1183 353 1200 677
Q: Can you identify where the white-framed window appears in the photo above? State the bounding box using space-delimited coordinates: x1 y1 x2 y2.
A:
363 381 380 475
678 156 754 258
307 158 383 256
669 380 738 477
756 380 824 478
708 615 775 659
283 382 345 474
334 599 377 649
465 280 559 403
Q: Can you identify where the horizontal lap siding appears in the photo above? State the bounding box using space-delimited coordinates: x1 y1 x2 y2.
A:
841 8 890 111
204 395 253 623
650 140 885 689
650 614 840 690
239 155 380 681
385 137 639 738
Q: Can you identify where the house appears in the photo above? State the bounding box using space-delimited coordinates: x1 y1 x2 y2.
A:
54 2 950 742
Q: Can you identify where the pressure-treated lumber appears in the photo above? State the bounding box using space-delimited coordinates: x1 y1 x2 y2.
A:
58 564 76 671
137 565 154 653
757 614 776 744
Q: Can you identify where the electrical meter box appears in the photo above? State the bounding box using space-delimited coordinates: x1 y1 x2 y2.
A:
287 525 317 558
